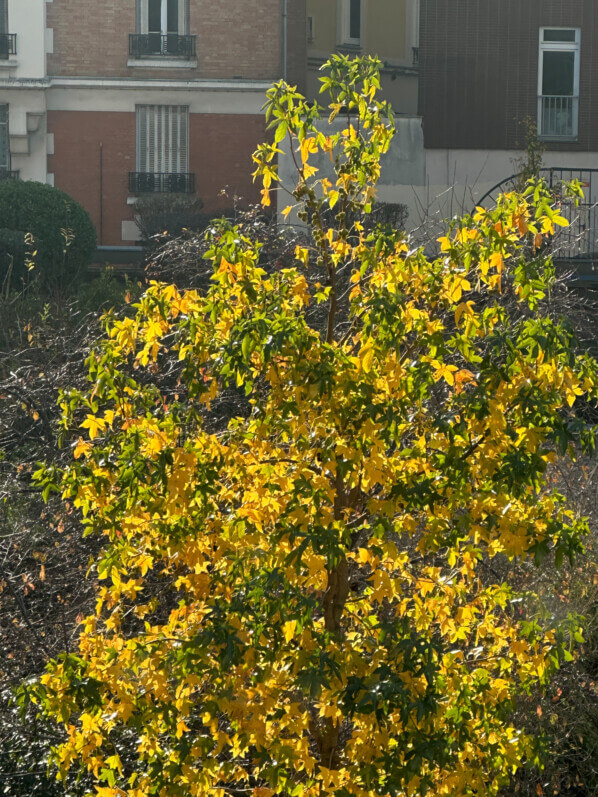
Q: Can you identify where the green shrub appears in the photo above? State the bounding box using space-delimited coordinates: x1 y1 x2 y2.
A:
0 227 28 293
0 180 96 292
134 193 206 243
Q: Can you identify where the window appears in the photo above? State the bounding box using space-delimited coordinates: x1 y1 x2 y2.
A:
538 27 580 139
131 0 194 58
341 0 361 46
0 0 16 60
137 105 189 173
136 0 188 35
132 105 193 193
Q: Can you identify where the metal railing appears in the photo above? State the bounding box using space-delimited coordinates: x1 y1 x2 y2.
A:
478 167 598 263
129 33 196 59
0 34 17 59
129 172 195 194
539 95 579 139
0 168 19 180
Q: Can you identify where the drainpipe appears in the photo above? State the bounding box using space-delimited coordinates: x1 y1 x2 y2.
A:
161 0 168 35
282 0 288 81
99 142 104 246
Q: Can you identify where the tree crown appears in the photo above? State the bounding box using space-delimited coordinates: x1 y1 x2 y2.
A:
30 55 598 797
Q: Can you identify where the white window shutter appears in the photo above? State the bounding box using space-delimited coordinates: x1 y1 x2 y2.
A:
178 106 189 172
137 105 189 175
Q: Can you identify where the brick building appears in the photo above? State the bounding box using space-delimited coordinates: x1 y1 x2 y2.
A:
0 0 306 249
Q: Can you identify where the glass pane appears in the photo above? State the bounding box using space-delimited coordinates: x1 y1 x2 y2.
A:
542 51 575 96
148 0 161 33
349 0 360 40
544 29 576 43
167 0 179 33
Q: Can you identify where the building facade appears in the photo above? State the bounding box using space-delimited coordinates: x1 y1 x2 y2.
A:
0 0 306 249
418 0 598 202
306 0 420 114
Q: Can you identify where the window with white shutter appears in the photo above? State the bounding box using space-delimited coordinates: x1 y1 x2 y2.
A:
136 105 189 174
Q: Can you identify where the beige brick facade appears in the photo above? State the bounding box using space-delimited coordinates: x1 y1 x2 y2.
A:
46 0 306 84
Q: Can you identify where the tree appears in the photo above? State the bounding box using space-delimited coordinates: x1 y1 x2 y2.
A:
30 56 598 797
0 180 96 292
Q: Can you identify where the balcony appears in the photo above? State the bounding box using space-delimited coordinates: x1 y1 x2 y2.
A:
129 33 196 59
0 168 19 180
539 95 579 139
129 172 195 194
0 33 17 60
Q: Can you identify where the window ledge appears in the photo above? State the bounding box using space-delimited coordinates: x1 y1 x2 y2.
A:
127 57 197 69
538 136 579 143
0 58 18 69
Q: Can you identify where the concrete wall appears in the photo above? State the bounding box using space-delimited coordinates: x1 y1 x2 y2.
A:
0 0 48 182
277 109 598 244
276 114 425 226
306 0 419 112
8 0 47 79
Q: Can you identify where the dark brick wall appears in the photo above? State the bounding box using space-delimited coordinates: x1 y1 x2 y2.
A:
419 0 598 150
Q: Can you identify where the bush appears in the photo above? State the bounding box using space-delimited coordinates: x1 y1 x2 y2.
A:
0 180 96 292
134 193 206 243
0 228 28 294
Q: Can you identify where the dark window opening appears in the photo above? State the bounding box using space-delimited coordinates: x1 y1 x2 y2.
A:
544 29 576 43
349 0 361 41
542 51 575 96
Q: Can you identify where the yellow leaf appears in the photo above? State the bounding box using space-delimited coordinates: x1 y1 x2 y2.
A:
490 252 504 274
283 620 297 642
300 136 318 163
432 362 458 386
105 754 123 774
81 414 105 441
295 246 309 268
360 346 375 374
455 300 475 327
282 205 293 219
73 437 92 459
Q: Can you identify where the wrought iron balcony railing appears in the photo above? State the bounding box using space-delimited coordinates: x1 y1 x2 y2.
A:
129 33 196 59
539 95 579 139
129 172 195 194
0 34 17 59
0 168 19 180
